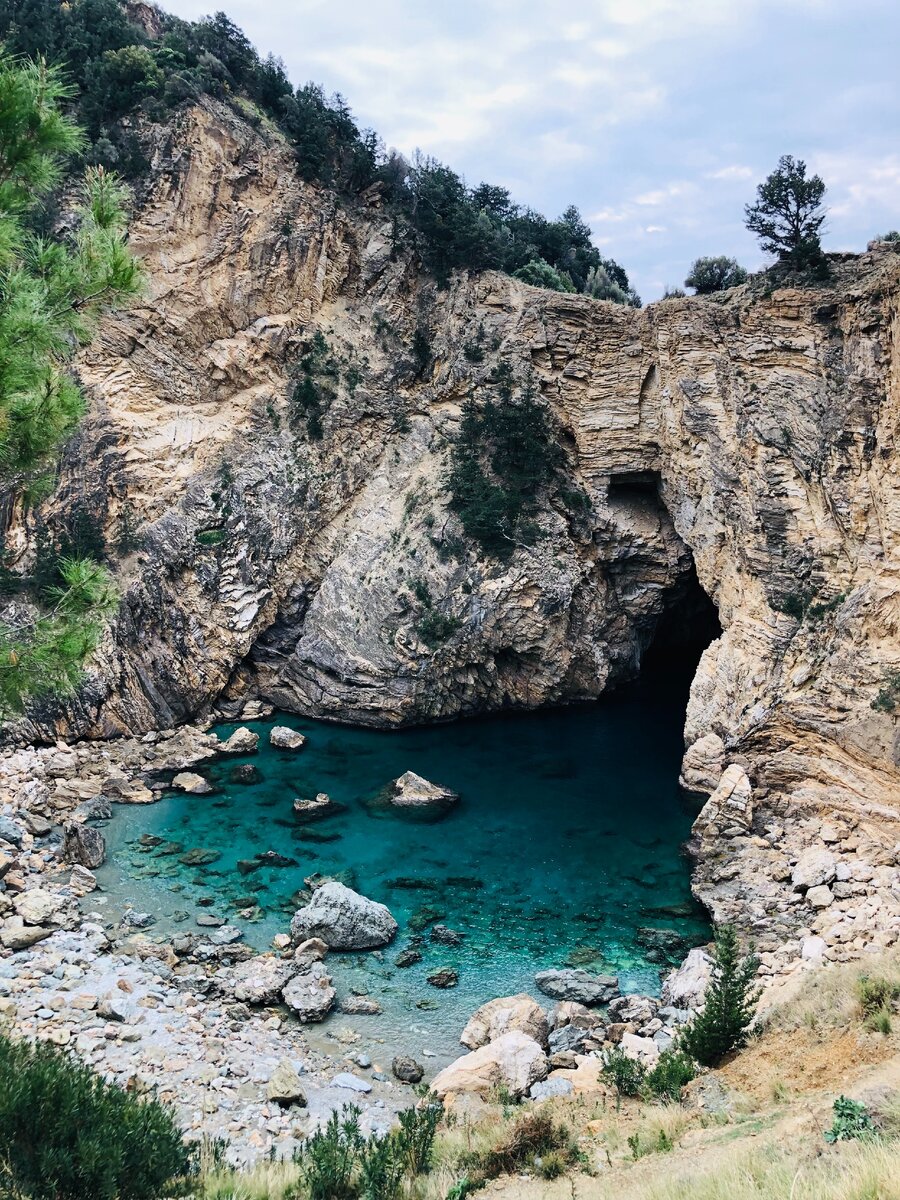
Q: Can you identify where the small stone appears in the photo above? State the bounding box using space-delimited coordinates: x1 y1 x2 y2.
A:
392 1055 424 1083
332 1072 372 1093
14 889 62 926
339 996 383 1015
806 885 834 909
68 865 97 896
394 948 422 968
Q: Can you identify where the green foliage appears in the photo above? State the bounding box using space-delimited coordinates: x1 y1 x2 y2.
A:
628 1127 674 1159
681 926 760 1066
287 331 340 440
0 1030 192 1200
417 609 461 649
600 1045 647 1103
684 256 748 294
447 367 572 557
645 1047 697 1100
295 1101 440 1200
394 1100 441 1176
0 51 139 718
877 230 900 243
196 528 226 546
745 155 828 272
0 3 637 296
872 670 900 713
513 257 576 293
824 1095 878 1144
857 975 900 1032
411 325 431 378
300 1105 364 1200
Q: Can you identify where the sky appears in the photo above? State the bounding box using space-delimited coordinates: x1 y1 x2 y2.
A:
165 0 900 301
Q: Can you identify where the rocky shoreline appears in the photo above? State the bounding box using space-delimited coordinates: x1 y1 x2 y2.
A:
1 711 899 1162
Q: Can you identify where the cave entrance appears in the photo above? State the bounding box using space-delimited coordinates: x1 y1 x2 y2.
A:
641 561 721 684
604 468 721 694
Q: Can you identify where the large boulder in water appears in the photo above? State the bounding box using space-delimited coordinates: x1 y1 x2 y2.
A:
290 881 397 950
534 968 619 1006
384 771 458 817
219 727 259 754
460 993 549 1050
431 1032 548 1101
270 726 307 750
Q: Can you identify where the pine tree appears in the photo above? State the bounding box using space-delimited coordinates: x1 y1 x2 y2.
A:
681 925 760 1065
745 155 827 272
0 52 142 716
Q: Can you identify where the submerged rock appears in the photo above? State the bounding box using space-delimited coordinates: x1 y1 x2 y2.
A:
339 995 383 1015
430 1032 548 1101
229 763 261 785
394 947 422 968
270 726 307 750
460 994 549 1050
534 968 619 1006
290 881 398 950
427 967 458 989
431 924 465 946
293 793 334 820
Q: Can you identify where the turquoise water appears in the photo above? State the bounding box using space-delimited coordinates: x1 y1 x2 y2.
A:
97 678 709 1063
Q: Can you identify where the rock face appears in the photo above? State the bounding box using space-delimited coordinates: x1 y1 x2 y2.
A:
430 1032 549 1101
460 993 549 1050
661 948 713 1009
289 882 398 950
6 93 900 962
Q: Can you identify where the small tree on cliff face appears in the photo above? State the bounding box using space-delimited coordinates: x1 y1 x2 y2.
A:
681 925 760 1065
684 256 748 294
745 155 827 272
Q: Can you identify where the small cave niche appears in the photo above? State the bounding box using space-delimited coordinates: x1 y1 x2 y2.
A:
607 470 662 502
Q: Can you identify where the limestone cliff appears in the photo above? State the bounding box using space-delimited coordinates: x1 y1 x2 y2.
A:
7 97 899 849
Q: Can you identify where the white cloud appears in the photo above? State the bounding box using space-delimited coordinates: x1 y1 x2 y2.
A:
707 165 755 180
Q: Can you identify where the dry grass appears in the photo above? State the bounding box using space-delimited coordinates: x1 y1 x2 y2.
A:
761 952 900 1037
596 1140 900 1200
197 1158 302 1200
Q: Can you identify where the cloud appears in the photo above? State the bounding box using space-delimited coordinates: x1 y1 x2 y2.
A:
163 0 900 299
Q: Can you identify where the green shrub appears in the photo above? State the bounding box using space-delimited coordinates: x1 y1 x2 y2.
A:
681 926 760 1066
513 258 576 293
872 671 900 713
684 256 748 294
824 1095 878 1143
600 1045 646 1104
196 529 226 546
447 368 574 557
412 327 431 378
0 1032 192 1200
300 1105 364 1200
417 610 461 649
395 1100 441 1175
645 1047 697 1100
358 1133 405 1200
628 1128 674 1159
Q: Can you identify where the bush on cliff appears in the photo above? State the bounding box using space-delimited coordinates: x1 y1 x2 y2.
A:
0 1031 192 1200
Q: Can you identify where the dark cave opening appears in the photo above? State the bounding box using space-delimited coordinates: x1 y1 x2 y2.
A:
642 561 722 683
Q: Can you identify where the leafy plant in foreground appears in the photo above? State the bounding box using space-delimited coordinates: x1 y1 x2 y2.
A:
824 1095 878 1143
600 1045 646 1106
0 1031 191 1200
645 1046 697 1100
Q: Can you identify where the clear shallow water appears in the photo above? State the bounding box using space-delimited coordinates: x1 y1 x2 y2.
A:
96 678 709 1064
